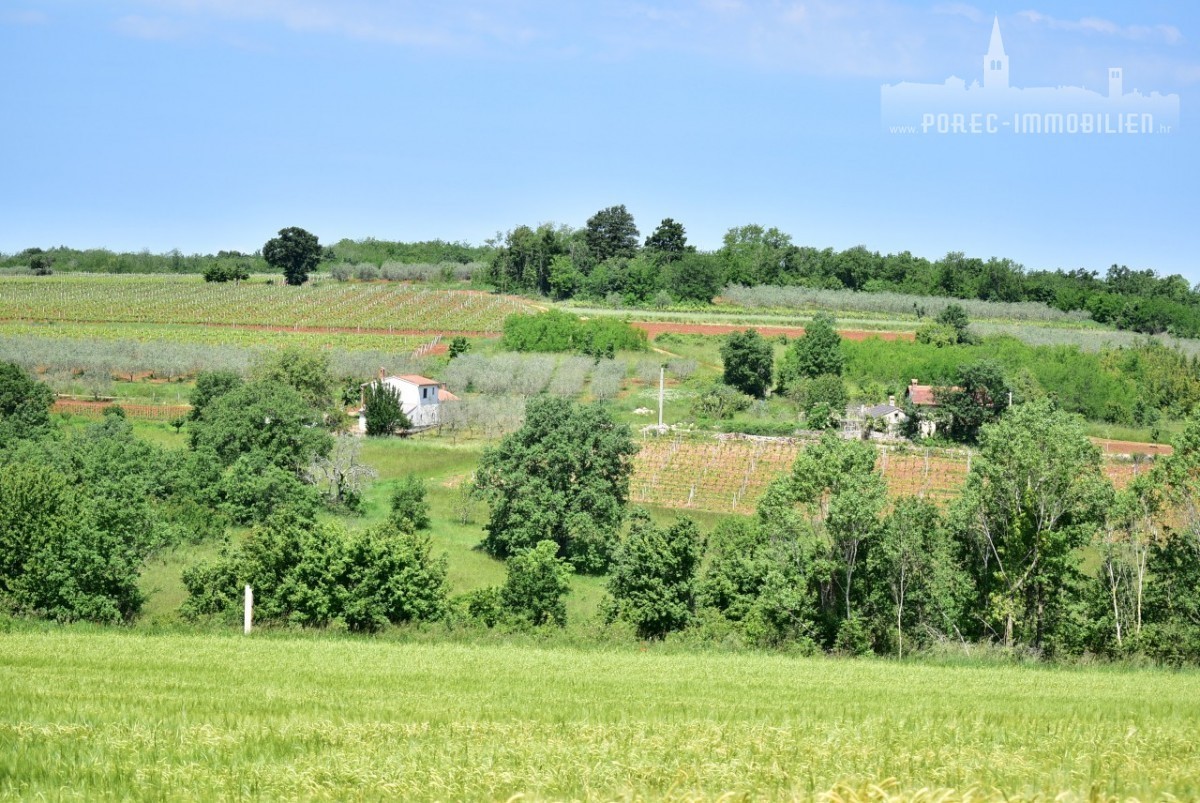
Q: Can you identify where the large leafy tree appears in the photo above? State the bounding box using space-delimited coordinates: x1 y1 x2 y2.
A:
663 252 723 304
956 399 1110 650
475 396 637 573
698 518 775 624
0 461 145 623
776 314 843 394
1093 472 1163 653
253 347 334 411
720 329 773 399
0 361 54 447
643 218 693 264
784 432 887 624
1137 415 1200 660
606 512 704 639
188 379 333 472
584 205 640 263
864 497 966 657
937 360 1011 443
188 370 244 421
718 224 793 286
263 226 321 286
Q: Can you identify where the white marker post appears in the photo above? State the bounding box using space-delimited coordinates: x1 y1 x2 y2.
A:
244 584 253 635
658 365 665 431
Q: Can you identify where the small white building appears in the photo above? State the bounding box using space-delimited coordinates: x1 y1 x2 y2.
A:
861 399 908 437
357 371 458 433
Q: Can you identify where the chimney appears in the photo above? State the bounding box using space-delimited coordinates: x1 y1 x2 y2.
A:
888 395 896 407
910 378 918 386
379 367 386 380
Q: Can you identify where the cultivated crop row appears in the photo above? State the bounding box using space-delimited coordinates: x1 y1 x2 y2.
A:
53 399 191 421
0 277 534 332
0 321 430 354
632 434 1145 514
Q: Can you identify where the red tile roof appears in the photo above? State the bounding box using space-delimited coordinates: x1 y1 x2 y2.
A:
394 374 439 386
907 384 938 406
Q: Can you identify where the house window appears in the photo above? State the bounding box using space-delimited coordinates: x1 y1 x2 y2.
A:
422 387 428 399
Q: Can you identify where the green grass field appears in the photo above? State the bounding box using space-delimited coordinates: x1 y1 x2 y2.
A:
2 629 1198 800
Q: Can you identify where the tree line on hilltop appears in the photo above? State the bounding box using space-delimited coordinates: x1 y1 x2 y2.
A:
6 208 1200 336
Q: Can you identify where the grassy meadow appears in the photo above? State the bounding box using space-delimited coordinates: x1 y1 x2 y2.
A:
3 628 1199 800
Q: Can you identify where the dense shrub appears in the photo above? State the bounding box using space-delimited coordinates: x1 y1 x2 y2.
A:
182 511 449 632
500 540 573 627
502 310 647 356
606 512 704 639
362 380 411 435
720 329 773 399
0 361 54 447
0 461 144 623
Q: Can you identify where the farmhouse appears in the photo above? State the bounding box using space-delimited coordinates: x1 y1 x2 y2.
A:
357 370 458 433
861 396 908 437
906 378 944 438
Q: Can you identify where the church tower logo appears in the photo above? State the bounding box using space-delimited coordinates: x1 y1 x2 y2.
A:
881 17 1179 135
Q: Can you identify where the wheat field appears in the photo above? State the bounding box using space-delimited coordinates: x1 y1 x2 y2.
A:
2 629 1199 801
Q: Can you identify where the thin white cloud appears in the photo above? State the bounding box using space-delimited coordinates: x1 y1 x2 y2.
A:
931 3 984 24
1018 10 1183 45
113 14 191 41
100 1 1195 87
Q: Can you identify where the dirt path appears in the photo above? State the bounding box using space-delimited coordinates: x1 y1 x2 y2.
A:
632 321 915 341
1090 438 1173 456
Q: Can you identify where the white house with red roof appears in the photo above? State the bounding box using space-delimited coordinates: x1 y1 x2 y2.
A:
357 370 459 433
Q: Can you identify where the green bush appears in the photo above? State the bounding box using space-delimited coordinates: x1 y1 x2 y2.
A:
691 381 753 420
341 527 450 633
362 380 411 436
607 513 704 639
502 310 647 356
720 329 773 399
0 461 144 623
389 475 431 532
722 421 798 437
181 511 449 632
0 361 54 448
501 540 573 627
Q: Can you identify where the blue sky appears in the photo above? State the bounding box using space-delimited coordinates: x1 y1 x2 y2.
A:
3 1 1198 279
